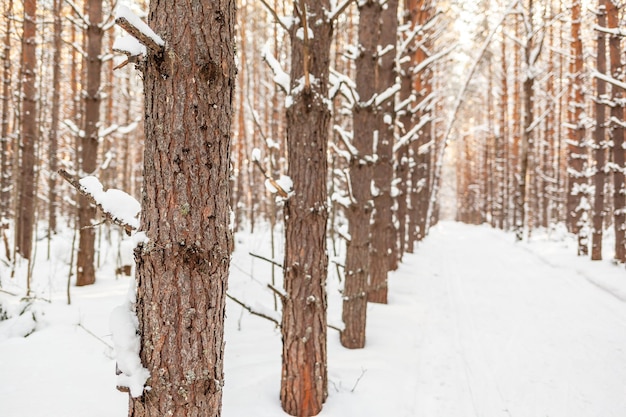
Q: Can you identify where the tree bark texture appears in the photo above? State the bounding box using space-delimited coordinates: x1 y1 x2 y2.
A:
76 0 103 286
281 1 332 414
606 0 625 262
1 0 13 223
16 0 37 259
129 1 235 416
591 2 607 261
566 0 589 256
48 0 62 236
340 0 379 349
368 0 399 304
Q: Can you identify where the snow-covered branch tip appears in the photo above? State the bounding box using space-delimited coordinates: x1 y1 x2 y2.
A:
261 43 290 94
328 0 355 22
114 5 164 55
250 149 291 198
58 169 140 236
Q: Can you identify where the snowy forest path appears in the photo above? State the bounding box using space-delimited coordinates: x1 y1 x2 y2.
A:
397 221 626 417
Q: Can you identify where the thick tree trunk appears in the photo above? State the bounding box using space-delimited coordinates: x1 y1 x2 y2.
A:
368 0 398 304
591 2 607 261
76 0 103 286
16 0 37 260
341 0 379 350
606 0 625 262
567 0 589 256
280 1 331 415
129 1 235 416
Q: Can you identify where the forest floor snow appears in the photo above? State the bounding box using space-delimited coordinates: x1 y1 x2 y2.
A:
1 221 626 416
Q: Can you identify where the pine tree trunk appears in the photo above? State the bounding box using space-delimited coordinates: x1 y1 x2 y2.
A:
567 0 589 256
1 0 13 223
340 0 379 350
16 0 37 260
369 0 398 303
591 2 607 261
129 1 235 416
280 1 331 415
606 0 625 262
76 0 103 286
48 0 62 237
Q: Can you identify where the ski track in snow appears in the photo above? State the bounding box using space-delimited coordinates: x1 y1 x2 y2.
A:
407 222 626 417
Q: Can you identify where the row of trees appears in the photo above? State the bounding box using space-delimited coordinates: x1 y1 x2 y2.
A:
1 0 448 416
455 0 626 263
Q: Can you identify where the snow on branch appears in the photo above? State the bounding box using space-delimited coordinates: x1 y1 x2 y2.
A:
250 149 291 198
328 0 355 21
373 83 402 107
593 24 626 37
592 70 626 91
333 125 358 157
329 69 358 105
411 44 457 76
393 114 433 153
64 0 90 26
58 169 140 235
113 35 146 58
261 43 290 94
115 5 164 54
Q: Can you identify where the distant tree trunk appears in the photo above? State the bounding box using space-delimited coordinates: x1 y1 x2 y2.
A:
567 0 589 255
16 0 38 260
515 0 539 241
369 0 398 303
341 0 379 349
498 29 508 229
606 0 625 262
591 2 607 261
76 0 103 286
48 0 62 237
129 1 235 416
1 0 13 223
280 1 331 415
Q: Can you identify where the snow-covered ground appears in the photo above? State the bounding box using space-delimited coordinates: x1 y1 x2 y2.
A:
1 221 626 417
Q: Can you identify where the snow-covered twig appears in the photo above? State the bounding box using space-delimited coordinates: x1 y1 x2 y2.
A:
64 0 90 26
261 44 290 94
58 169 138 235
333 125 358 157
250 158 289 198
393 114 433 153
249 252 283 268
328 0 354 21
115 5 164 54
592 70 626 91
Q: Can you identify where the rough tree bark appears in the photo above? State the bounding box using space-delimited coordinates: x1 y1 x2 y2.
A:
591 2 607 261
515 0 540 241
128 0 235 416
340 0 379 349
76 0 103 286
566 0 589 256
48 0 62 236
16 0 38 260
280 1 332 414
606 0 625 262
1 0 13 223
368 0 399 304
